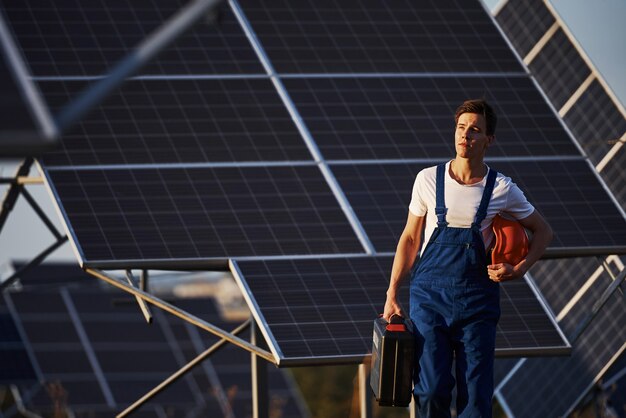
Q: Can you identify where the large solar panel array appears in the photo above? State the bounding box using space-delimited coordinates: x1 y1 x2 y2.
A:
0 264 309 417
2 0 623 380
494 1 626 416
0 0 621 268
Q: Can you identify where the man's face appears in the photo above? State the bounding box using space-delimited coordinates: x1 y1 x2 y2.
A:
454 112 494 160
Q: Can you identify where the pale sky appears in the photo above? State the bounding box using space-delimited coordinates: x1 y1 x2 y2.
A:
1 0 625 267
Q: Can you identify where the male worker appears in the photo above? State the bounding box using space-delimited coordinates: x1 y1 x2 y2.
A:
383 99 553 417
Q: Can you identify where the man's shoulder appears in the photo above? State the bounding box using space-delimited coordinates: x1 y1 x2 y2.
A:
492 169 513 185
417 164 441 178
414 164 439 186
490 168 516 193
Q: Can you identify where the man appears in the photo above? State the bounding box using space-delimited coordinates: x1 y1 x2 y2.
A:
383 99 553 417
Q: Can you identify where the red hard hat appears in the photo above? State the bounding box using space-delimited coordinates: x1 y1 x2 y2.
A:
491 214 529 266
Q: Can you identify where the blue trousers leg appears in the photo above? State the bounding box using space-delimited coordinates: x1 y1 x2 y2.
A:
454 318 497 418
413 317 455 418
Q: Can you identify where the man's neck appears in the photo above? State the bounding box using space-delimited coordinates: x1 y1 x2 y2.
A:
449 158 487 185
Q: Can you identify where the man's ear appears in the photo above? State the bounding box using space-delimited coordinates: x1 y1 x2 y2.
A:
487 134 496 147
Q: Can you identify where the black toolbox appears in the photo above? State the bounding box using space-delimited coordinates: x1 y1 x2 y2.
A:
370 315 414 407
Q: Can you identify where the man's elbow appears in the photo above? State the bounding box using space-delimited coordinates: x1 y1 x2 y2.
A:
398 231 419 253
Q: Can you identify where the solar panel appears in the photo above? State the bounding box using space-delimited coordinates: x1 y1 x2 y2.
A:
45 165 364 268
331 160 626 253
497 284 626 417
526 257 603 323
528 28 592 110
495 0 555 58
238 0 522 73
284 75 578 160
231 255 569 366
1 0 263 76
487 160 625 249
39 78 313 167
0 310 37 381
562 79 626 164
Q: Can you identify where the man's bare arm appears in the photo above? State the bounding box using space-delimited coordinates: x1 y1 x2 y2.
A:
383 212 425 321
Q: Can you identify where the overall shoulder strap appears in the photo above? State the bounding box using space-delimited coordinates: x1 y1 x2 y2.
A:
473 167 497 227
435 163 448 227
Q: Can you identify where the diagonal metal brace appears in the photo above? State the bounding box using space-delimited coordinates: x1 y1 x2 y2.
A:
20 187 63 240
85 268 275 364
117 319 250 418
0 158 33 233
124 270 153 324
0 236 68 290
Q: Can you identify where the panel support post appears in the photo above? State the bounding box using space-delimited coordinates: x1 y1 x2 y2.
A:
251 319 269 418
359 362 372 418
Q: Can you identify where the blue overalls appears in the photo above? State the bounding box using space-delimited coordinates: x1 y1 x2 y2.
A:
410 163 500 418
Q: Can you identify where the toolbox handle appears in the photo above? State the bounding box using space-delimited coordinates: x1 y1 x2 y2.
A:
382 313 407 332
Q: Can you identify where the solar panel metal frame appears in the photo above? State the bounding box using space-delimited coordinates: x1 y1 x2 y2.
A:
230 255 570 367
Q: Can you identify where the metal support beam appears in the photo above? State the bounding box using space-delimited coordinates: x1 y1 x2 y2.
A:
0 158 33 233
140 269 149 292
358 363 372 418
85 268 275 363
251 319 269 418
20 187 63 240
117 319 250 418
124 270 153 324
569 267 626 342
0 236 68 290
0 176 44 185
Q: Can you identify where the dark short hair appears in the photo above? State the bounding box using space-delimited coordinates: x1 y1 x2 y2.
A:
454 99 497 136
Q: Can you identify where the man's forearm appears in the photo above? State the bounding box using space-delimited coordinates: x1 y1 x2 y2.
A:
516 223 553 276
387 236 421 296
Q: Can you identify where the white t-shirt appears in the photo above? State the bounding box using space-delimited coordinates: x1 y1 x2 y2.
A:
408 161 535 252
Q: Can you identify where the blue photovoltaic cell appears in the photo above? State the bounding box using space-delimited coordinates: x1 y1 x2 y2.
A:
495 0 555 57
1 0 264 76
284 76 579 160
239 0 522 73
39 78 312 167
45 165 364 266
332 160 626 253
232 256 568 364
529 28 592 110
498 284 626 417
563 79 626 164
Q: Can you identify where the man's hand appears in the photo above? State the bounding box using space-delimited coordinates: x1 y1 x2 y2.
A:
487 263 525 282
382 295 405 322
